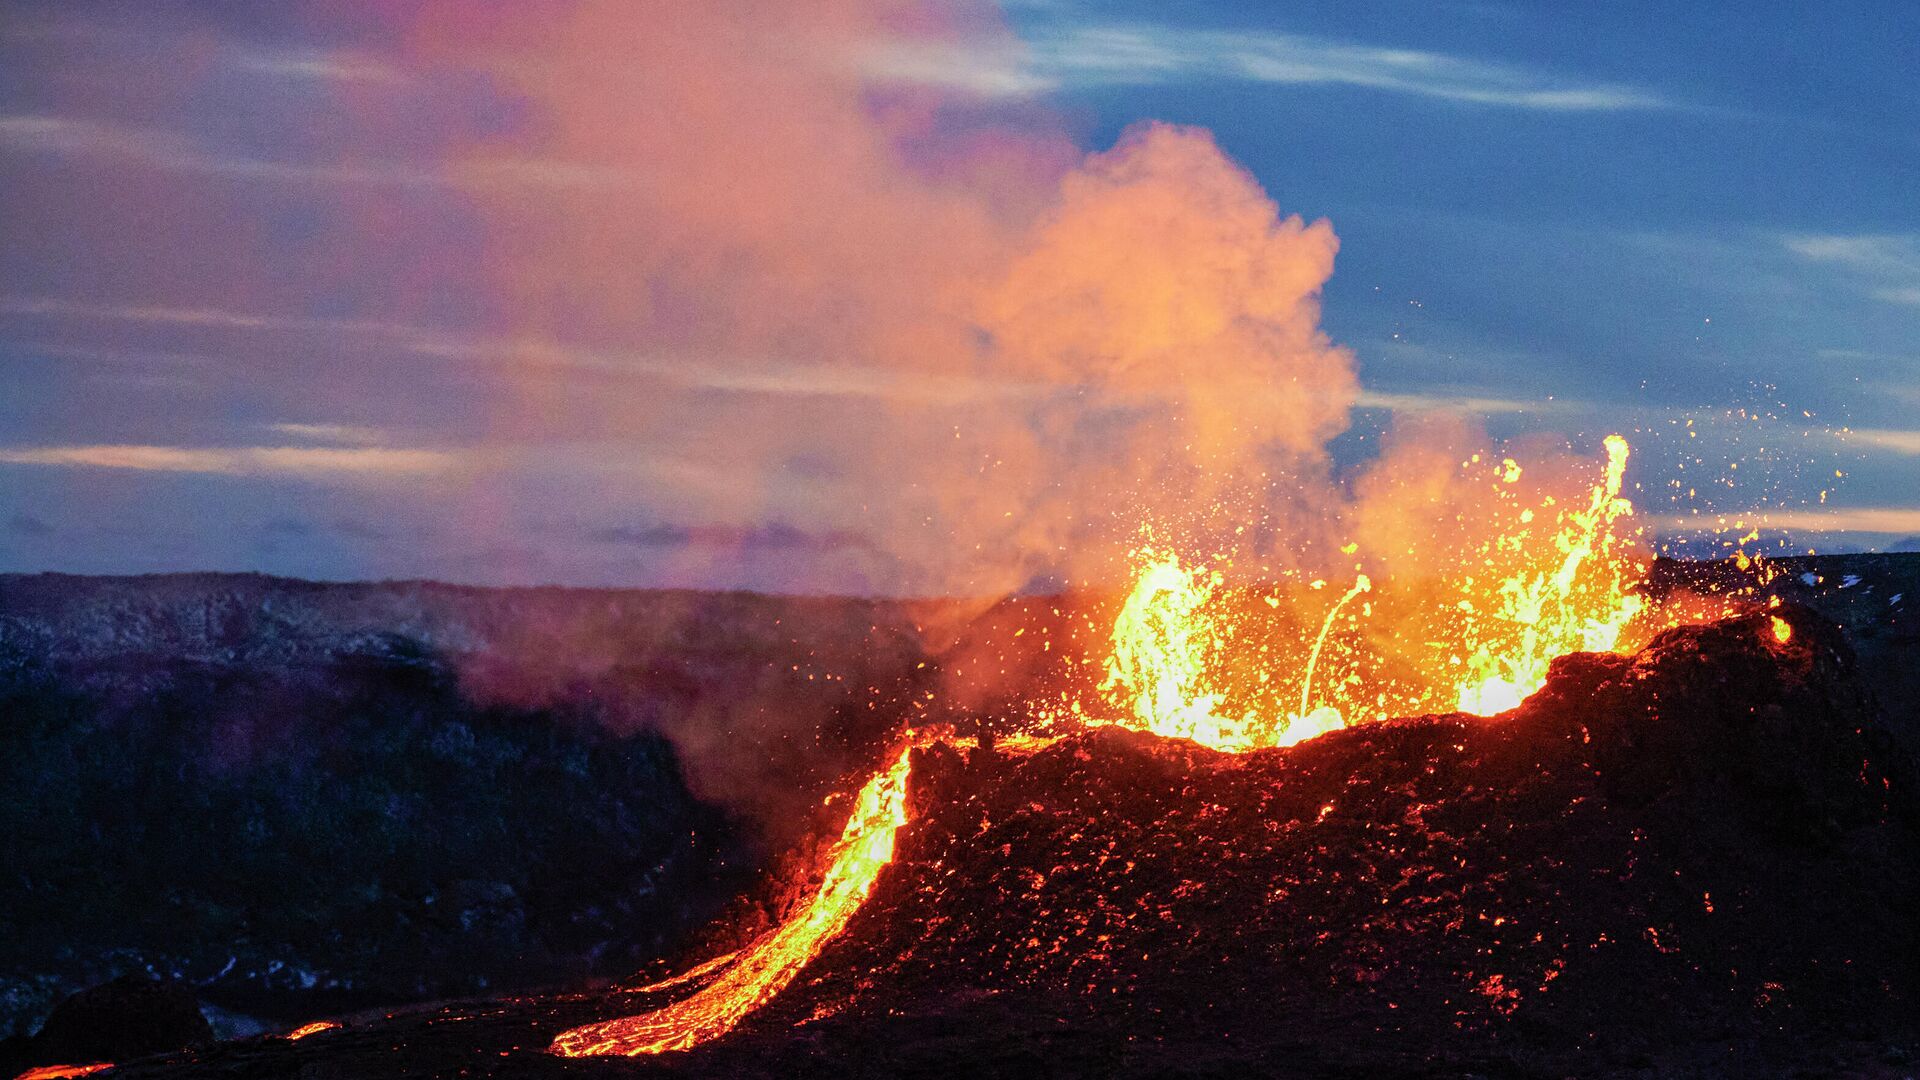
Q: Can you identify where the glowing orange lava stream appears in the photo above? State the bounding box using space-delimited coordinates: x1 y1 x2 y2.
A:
551 743 916 1057
13 1065 113 1080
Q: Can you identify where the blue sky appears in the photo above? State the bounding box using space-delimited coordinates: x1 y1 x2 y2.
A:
1 1 1916 587
999 1 1919 531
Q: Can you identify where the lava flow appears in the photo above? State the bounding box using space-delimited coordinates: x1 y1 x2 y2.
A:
553 435 1733 1058
12 1066 114 1080
551 743 917 1056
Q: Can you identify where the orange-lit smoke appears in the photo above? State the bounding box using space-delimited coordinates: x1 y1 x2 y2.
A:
384 0 1360 596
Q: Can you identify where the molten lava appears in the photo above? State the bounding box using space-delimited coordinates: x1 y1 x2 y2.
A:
1098 554 1244 750
1453 434 1643 714
552 435 1760 1059
551 743 916 1056
622 950 740 994
1098 435 1659 752
283 1021 339 1041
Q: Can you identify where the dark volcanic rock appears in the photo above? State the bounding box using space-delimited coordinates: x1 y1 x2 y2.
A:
1648 551 1920 743
102 607 1920 1079
0 573 942 1036
4 977 212 1074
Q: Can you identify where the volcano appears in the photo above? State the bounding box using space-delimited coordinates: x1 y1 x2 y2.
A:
78 604 1919 1080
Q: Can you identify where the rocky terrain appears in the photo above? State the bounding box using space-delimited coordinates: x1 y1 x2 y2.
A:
11 603 1914 1079
1 555 1917 1077
0 574 936 1043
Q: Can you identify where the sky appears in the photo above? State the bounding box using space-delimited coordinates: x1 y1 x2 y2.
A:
2 1 1916 591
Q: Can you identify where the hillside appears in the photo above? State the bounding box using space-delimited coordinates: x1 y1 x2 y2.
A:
52 606 1920 1079
1 555 1916 1073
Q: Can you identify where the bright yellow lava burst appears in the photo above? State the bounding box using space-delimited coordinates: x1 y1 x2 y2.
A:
1453 435 1643 715
1098 554 1363 750
1101 435 1652 750
1099 556 1242 750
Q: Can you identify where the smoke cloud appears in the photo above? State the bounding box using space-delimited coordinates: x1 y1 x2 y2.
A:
374 0 1361 596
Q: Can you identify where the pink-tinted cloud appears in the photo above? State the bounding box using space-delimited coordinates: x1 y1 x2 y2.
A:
0 442 456 478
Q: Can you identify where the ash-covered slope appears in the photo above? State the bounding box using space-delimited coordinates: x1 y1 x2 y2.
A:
101 607 1919 1079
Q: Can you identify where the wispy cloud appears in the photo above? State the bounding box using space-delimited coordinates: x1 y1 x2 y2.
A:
7 13 409 85
0 113 626 190
589 521 878 553
481 338 1042 406
226 47 409 86
264 422 391 446
11 339 218 370
1784 233 1920 307
871 24 1670 111
1849 428 1920 455
1785 234 1919 273
0 294 447 339
0 113 432 186
0 443 456 478
862 38 1056 98
1658 506 1920 535
2 294 1040 407
1354 388 1573 415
